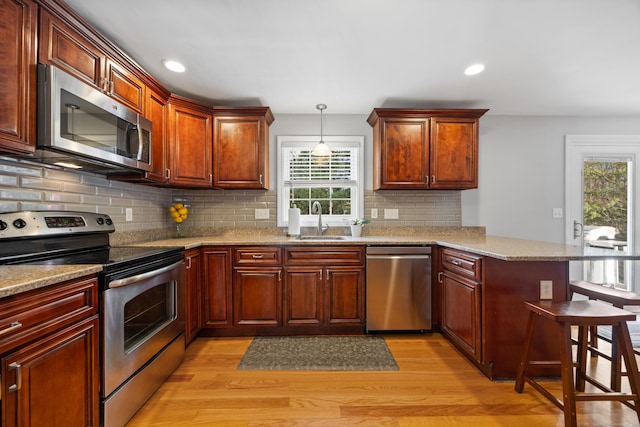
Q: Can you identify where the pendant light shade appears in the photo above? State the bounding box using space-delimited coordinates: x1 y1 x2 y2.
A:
311 104 331 156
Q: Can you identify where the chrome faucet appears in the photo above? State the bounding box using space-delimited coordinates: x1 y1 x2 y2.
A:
311 201 329 235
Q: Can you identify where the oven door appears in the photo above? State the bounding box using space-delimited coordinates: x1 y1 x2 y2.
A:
102 259 184 397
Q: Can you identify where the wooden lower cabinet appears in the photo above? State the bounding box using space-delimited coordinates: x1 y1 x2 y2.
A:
437 247 569 380
197 245 365 336
441 272 481 361
0 276 99 427
202 247 232 328
233 267 283 326
184 248 202 345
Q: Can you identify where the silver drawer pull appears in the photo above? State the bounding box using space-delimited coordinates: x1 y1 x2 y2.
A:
0 321 23 337
252 254 264 259
8 362 22 392
451 259 463 266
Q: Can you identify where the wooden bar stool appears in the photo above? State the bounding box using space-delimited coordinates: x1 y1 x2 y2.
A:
570 280 640 391
515 300 640 427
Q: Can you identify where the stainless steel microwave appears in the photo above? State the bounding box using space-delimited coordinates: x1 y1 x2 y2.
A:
35 64 152 173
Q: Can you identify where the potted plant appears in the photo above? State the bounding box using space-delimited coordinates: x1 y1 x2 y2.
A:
349 218 370 237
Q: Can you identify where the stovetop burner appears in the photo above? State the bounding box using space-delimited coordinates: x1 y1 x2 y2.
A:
0 211 184 275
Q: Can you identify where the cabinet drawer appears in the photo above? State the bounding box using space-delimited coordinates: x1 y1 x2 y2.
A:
285 246 365 265
441 248 482 281
0 276 98 354
234 247 282 265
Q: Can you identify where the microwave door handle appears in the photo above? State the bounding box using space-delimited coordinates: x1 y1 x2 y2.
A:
125 123 142 160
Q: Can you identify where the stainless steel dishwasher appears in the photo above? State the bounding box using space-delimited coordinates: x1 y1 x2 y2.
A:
366 246 432 332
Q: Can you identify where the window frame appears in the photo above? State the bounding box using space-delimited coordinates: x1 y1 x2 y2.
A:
277 135 365 228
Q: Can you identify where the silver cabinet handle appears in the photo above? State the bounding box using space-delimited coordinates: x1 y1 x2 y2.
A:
451 259 463 266
252 254 264 259
8 362 21 392
0 321 23 337
259 174 263 184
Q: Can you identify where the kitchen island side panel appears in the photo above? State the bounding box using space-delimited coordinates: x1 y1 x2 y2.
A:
483 257 569 379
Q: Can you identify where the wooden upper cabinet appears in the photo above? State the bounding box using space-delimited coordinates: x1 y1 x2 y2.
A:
145 89 169 182
0 0 37 155
367 108 488 190
39 10 145 113
212 107 274 189
104 59 146 113
167 96 213 187
430 117 479 189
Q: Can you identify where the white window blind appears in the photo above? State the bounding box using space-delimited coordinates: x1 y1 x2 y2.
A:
277 135 364 227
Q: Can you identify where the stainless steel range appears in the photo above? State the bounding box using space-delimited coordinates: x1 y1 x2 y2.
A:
0 211 185 427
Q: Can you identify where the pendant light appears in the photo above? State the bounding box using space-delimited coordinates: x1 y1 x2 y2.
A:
311 104 332 156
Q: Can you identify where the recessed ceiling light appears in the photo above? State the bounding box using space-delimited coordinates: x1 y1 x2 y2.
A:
162 59 186 73
464 64 485 76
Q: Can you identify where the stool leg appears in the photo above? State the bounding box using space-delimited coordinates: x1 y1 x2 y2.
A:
611 324 622 391
515 311 537 393
615 322 640 422
559 321 578 427
575 325 589 392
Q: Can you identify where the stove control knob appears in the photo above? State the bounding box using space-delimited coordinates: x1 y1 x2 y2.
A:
13 218 26 229
105 217 113 226
0 220 7 231
97 217 104 225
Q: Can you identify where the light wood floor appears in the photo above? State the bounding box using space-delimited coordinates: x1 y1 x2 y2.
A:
126 333 640 426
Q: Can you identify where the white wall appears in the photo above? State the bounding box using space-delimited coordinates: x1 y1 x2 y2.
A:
464 115 640 243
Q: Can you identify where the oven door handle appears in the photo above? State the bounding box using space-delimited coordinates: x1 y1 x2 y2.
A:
109 260 183 288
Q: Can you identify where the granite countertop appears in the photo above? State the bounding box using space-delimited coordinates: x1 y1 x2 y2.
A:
0 264 103 299
3 226 638 300
134 230 640 262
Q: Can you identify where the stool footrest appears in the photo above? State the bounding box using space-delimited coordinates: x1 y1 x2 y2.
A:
576 392 638 402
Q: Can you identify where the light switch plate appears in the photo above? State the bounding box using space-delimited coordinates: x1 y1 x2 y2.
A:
552 208 563 219
125 208 133 221
371 208 378 219
254 208 270 219
540 280 553 299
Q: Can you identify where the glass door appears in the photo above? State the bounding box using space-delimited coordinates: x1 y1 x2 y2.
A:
565 135 640 291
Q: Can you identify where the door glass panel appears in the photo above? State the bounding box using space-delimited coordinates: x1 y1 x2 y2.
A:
582 160 630 289
123 282 175 353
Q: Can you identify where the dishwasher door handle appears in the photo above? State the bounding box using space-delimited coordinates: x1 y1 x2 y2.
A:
366 255 431 260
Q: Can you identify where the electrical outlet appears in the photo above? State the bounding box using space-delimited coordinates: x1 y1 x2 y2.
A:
125 208 133 221
552 208 563 219
254 208 270 219
540 280 553 299
384 209 399 219
371 208 378 219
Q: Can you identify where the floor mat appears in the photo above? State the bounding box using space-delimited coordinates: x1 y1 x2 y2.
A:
597 320 640 348
237 335 399 371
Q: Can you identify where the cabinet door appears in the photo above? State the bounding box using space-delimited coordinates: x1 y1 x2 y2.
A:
184 249 202 344
145 89 169 182
441 272 482 361
233 267 282 326
0 0 37 154
105 59 146 113
430 117 479 189
202 248 232 328
39 10 105 89
1 316 99 427
167 102 213 187
325 266 365 326
375 117 429 189
213 116 268 189
284 266 324 326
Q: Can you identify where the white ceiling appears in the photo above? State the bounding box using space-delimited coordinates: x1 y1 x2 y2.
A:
63 0 640 116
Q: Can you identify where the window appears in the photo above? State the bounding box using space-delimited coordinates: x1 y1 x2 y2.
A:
277 135 364 227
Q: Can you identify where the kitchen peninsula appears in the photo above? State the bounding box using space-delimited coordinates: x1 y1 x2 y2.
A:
2 227 639 380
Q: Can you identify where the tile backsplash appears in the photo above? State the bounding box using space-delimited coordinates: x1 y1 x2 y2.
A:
0 156 462 235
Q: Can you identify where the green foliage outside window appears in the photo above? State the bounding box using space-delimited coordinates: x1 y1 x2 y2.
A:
583 161 628 240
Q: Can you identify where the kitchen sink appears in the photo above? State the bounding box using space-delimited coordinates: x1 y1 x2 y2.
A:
296 235 347 240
